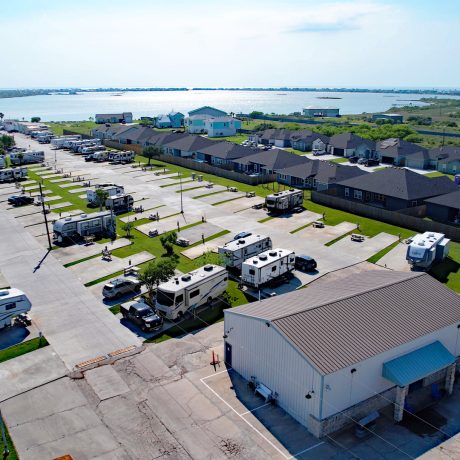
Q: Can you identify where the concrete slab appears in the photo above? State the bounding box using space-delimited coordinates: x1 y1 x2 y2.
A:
217 196 265 213
120 205 178 223
88 274 147 304
48 201 73 210
296 221 357 245
177 222 226 245
136 212 201 236
181 235 230 259
69 187 89 194
184 184 227 198
84 366 130 400
377 242 411 271
330 232 399 260
262 210 322 233
49 177 71 183
197 191 245 205
59 182 85 188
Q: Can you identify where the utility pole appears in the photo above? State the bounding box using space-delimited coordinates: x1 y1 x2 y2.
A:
39 183 52 250
179 172 184 214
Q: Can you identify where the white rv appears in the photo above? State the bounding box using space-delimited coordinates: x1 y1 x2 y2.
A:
241 248 296 288
0 167 28 183
51 135 81 148
105 194 134 213
92 150 109 162
108 151 135 163
86 184 125 207
10 150 45 165
80 144 104 154
0 289 32 330
218 234 272 269
406 232 450 270
155 265 228 320
53 211 116 243
265 189 303 213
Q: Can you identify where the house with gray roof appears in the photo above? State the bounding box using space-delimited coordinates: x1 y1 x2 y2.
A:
161 134 217 158
224 270 460 437
250 129 329 152
196 141 258 167
327 133 376 159
232 149 306 175
188 106 227 117
430 146 460 175
377 138 428 167
334 167 458 210
155 112 184 129
425 189 460 224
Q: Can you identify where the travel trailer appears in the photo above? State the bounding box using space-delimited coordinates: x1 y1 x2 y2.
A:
155 265 228 320
51 135 81 148
265 189 303 213
86 184 125 207
10 150 45 165
105 194 134 214
406 232 450 270
0 167 28 183
108 151 135 163
241 248 296 288
0 288 32 330
218 234 272 270
53 211 116 243
85 150 109 162
80 145 105 154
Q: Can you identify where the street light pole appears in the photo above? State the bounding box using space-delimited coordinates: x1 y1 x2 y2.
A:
179 172 184 214
39 183 52 251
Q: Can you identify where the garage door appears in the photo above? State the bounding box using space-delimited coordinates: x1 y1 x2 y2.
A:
381 156 393 164
333 148 344 157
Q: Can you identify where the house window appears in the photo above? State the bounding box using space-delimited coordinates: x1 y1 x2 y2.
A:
411 200 418 207
345 187 350 197
271 266 277 272
353 190 363 200
375 194 385 202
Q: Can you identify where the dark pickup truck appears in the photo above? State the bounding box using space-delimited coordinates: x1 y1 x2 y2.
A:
8 195 34 206
120 301 163 332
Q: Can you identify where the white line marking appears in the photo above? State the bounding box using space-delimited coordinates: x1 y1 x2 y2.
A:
288 442 325 458
201 367 231 380
239 402 272 415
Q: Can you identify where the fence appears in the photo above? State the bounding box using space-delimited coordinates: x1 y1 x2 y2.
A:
62 129 93 140
103 140 143 155
312 191 460 241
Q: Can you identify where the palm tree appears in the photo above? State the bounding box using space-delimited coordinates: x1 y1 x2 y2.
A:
95 188 109 211
143 146 162 166
0 113 4 122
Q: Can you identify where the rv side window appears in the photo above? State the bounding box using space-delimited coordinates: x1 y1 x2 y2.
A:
4 302 16 310
249 269 255 275
271 266 276 272
175 294 184 303
190 289 200 299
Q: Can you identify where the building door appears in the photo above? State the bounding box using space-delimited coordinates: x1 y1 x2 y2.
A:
224 342 232 367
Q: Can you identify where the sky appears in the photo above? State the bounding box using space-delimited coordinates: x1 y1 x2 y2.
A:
1 0 460 89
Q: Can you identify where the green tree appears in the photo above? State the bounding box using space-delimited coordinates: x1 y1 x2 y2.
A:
94 188 109 211
122 222 133 238
1 135 15 150
31 116 41 123
139 258 177 301
160 231 177 256
143 146 162 166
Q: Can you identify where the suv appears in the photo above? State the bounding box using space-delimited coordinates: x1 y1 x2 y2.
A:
234 231 252 240
365 158 380 167
295 255 317 272
102 278 141 299
348 156 359 164
8 195 34 206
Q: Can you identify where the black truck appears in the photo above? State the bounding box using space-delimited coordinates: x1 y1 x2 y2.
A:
120 301 163 332
8 195 34 206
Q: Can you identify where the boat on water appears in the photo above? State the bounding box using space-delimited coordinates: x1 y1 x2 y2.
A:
317 96 342 99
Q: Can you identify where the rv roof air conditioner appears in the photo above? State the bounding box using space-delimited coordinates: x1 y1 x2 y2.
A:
203 265 213 272
181 275 192 282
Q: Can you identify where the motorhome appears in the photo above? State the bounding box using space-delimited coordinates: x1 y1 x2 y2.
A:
53 211 116 244
0 167 28 183
105 194 134 214
85 150 109 162
0 288 32 330
51 136 81 148
80 145 105 155
406 232 450 270
108 151 135 163
241 248 296 288
218 234 272 270
265 189 303 213
10 150 45 165
155 265 228 320
86 184 125 207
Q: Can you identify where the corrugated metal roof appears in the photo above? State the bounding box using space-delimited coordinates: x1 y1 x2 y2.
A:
226 271 460 375
382 341 455 386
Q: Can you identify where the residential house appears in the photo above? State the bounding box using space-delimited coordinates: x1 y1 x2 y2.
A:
155 112 184 129
425 189 460 224
233 149 306 175
196 142 257 167
327 133 376 158
290 131 329 152
334 167 458 210
205 116 241 137
251 129 294 147
95 112 133 124
431 146 460 175
185 115 211 134
250 129 329 152
162 134 217 158
188 106 227 117
377 138 428 166
303 106 340 117
277 160 368 191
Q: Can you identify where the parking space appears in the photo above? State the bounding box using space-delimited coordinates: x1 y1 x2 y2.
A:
136 212 201 236
377 242 411 271
217 196 265 213
331 232 399 259
295 221 357 245
177 222 226 245
197 191 246 205
184 184 227 197
181 235 230 259
120 204 178 223
262 211 322 234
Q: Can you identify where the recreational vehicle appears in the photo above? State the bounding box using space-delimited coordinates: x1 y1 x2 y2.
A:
0 167 28 183
265 189 303 213
218 234 272 270
241 248 296 288
105 194 134 214
53 211 116 244
51 136 81 149
10 150 45 165
155 265 228 320
406 232 450 270
86 184 125 207
108 151 135 163
0 289 32 330
80 145 105 155
0 155 4 169
85 150 108 162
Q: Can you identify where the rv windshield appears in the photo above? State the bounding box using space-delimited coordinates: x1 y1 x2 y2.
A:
266 199 275 206
408 245 426 260
156 290 175 307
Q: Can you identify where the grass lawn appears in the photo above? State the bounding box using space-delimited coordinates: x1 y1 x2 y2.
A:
48 121 98 136
0 336 49 364
215 134 248 144
424 171 454 180
430 241 460 292
284 148 308 156
329 157 349 164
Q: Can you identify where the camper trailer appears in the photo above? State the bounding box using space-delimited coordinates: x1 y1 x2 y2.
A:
265 189 303 213
105 194 134 214
406 232 450 270
241 248 296 288
80 144 104 155
0 155 5 169
51 136 81 149
0 167 28 183
0 289 32 330
85 150 108 162
218 234 272 270
108 151 135 163
86 184 125 207
10 150 45 165
53 211 116 244
155 265 228 320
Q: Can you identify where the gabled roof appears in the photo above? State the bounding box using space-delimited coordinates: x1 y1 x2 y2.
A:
198 141 258 160
329 133 375 150
377 138 427 157
227 270 460 375
336 167 458 200
156 115 171 124
162 134 217 152
234 149 307 170
429 146 460 165
145 131 189 147
95 112 132 118
188 106 227 116
425 188 460 210
169 111 184 117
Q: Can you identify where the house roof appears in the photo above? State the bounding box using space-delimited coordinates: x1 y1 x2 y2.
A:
336 167 458 200
207 116 239 123
277 160 368 184
234 149 307 171
377 138 427 157
188 106 227 116
169 112 184 117
146 131 190 147
156 115 171 123
329 133 375 150
429 146 460 165
162 133 217 152
425 189 460 210
95 112 132 118
198 141 258 160
227 270 460 375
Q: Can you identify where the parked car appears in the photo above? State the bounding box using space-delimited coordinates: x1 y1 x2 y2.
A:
365 159 380 167
120 301 163 332
295 255 317 272
313 150 326 156
348 156 359 164
102 278 141 299
357 158 367 165
176 237 190 247
234 231 252 240
8 195 34 206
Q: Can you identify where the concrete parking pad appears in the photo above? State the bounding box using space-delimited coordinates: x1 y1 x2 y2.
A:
68 251 155 284
59 182 85 188
377 242 412 271
181 235 230 259
296 221 357 245
262 210 322 233
184 184 227 198
136 212 200 236
69 187 89 194
49 177 71 183
217 196 265 213
85 366 130 400
331 232 399 260
120 205 178 223
48 201 73 210
197 191 245 205
177 222 226 245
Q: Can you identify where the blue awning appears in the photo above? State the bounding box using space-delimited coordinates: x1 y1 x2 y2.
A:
382 341 455 387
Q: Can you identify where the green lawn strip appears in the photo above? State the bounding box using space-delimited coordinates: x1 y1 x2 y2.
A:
109 304 122 315
0 336 49 364
372 167 387 171
212 196 247 206
430 241 460 292
284 148 309 156
160 180 194 188
192 190 227 199
425 171 454 180
329 157 349 164
175 185 206 193
184 230 230 250
64 253 103 268
367 240 400 264
324 229 357 247
290 221 316 234
258 216 274 223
